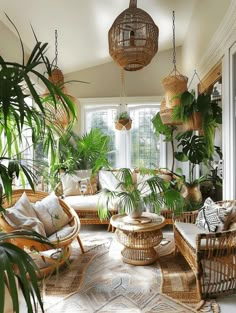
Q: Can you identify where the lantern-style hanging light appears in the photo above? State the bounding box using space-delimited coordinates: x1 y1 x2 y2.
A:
42 30 76 132
108 0 159 71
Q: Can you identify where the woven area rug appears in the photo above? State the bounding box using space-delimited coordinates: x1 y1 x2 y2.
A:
39 231 219 313
157 253 220 312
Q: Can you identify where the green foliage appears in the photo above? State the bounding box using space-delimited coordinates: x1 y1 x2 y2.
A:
0 16 77 200
98 168 185 219
151 112 177 142
0 230 54 313
48 128 111 187
115 111 130 120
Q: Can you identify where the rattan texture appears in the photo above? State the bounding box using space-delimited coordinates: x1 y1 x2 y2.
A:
108 1 159 71
174 203 236 300
162 74 188 108
160 98 182 126
0 189 85 257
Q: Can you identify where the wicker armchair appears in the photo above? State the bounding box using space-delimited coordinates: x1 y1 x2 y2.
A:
174 208 236 300
0 189 85 275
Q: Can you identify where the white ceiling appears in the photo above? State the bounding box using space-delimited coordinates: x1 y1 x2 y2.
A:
0 0 196 74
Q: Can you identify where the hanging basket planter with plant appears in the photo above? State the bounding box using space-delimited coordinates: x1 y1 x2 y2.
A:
162 73 188 108
160 98 183 126
115 111 132 130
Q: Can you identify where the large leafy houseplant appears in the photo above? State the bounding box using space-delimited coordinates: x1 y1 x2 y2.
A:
0 15 77 313
48 128 111 189
0 15 77 202
173 91 222 157
98 168 185 219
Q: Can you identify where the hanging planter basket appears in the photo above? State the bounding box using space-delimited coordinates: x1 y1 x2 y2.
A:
162 74 188 108
115 118 132 130
183 112 203 131
160 98 182 126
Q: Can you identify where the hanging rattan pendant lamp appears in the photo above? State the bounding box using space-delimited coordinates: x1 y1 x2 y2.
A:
108 0 159 71
42 30 76 132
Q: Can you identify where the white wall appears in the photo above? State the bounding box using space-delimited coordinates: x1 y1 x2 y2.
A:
65 47 183 99
0 20 30 63
182 0 231 80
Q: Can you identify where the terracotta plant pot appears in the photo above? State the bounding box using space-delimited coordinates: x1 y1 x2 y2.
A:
115 118 132 130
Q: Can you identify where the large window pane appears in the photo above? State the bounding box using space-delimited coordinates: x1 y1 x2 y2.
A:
129 106 160 168
85 108 117 167
83 101 162 169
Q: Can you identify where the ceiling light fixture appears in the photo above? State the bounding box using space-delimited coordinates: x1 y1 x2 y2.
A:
43 30 76 132
108 0 159 71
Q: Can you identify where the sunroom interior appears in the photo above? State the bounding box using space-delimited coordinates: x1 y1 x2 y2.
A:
0 0 236 312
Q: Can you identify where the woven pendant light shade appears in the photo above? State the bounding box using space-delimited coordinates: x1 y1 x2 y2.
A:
108 0 159 71
43 68 75 131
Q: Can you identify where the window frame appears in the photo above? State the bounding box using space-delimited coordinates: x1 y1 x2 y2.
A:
79 96 167 169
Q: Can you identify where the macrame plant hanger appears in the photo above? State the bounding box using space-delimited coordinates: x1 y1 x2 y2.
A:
43 30 75 133
115 69 132 130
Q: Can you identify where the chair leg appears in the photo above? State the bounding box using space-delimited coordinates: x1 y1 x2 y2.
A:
77 234 85 254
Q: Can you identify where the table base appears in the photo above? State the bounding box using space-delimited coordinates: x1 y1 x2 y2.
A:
121 247 158 265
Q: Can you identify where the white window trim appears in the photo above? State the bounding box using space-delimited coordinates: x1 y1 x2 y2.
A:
79 96 167 168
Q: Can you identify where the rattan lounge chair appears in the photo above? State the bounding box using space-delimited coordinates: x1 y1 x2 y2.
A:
174 207 236 300
0 189 85 276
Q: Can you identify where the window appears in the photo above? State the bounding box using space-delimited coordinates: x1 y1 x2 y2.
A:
80 97 166 169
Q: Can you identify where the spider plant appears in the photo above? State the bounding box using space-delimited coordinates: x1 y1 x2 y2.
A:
98 168 185 219
0 230 54 313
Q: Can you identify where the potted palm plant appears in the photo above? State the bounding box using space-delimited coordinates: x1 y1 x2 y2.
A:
98 168 185 220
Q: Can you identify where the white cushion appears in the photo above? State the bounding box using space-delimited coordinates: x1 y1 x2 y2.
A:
4 192 46 236
98 170 121 191
61 170 97 196
5 212 46 237
175 221 209 249
48 225 75 242
8 192 37 218
64 194 100 211
33 194 70 236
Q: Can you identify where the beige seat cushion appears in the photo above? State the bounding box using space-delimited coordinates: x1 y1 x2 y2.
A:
48 225 75 242
64 194 100 211
175 221 209 250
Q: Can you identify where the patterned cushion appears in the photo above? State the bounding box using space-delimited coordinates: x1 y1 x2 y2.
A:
195 198 226 232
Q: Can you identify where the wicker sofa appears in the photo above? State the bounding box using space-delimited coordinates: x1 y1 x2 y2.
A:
174 201 236 300
57 169 177 229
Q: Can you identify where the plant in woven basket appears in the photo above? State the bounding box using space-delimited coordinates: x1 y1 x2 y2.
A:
173 91 222 156
174 131 222 209
115 111 132 130
98 168 185 220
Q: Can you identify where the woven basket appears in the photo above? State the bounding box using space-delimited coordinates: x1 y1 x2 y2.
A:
115 119 132 130
184 112 202 131
160 98 182 126
162 74 188 108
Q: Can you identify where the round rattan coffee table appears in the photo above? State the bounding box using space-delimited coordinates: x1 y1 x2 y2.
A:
110 212 165 265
